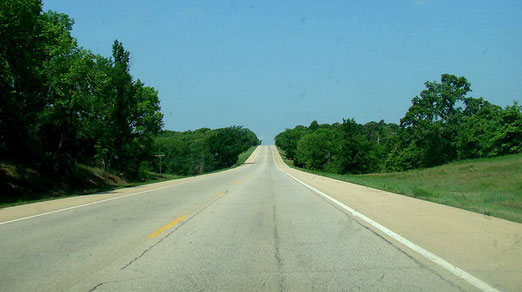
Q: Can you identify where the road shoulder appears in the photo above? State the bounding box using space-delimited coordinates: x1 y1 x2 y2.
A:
272 146 522 292
0 151 261 225
0 147 262 225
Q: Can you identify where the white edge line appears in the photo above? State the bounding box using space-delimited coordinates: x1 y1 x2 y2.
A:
1 148 259 226
271 146 499 292
0 181 191 226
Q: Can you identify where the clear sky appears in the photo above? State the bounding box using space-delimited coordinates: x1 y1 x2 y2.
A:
43 0 522 144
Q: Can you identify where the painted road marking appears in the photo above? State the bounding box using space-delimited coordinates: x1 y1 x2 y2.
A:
0 182 194 226
218 192 224 196
235 181 241 185
147 215 187 239
271 147 499 292
0 158 253 227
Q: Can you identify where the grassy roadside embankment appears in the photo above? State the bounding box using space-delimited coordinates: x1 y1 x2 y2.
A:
0 163 181 208
0 146 258 208
235 146 257 166
280 151 522 223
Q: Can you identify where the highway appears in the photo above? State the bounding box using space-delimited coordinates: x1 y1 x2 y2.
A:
0 146 513 291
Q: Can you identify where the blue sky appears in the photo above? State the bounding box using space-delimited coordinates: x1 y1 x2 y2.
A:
43 0 522 144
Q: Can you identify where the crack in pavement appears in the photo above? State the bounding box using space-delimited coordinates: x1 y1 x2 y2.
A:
88 188 237 291
119 192 226 271
269 169 285 292
87 274 149 292
87 282 103 292
117 171 254 274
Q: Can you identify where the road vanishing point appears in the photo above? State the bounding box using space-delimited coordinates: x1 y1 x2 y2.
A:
1 146 521 291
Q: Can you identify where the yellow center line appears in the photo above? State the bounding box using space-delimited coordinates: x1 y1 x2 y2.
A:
218 192 224 196
147 215 187 239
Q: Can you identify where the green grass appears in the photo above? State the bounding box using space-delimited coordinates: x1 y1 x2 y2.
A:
281 153 522 223
234 146 257 166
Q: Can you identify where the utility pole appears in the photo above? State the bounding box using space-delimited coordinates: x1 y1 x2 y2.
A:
155 154 165 174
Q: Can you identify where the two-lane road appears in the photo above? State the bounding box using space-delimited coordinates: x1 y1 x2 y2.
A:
0 146 478 291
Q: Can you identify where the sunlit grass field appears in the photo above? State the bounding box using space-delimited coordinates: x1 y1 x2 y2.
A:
284 153 522 223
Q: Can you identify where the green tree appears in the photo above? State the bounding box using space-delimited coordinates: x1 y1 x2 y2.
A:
153 127 259 176
274 126 309 160
395 74 471 168
89 40 164 177
491 102 522 155
0 0 47 162
331 119 379 174
456 98 501 159
308 120 319 131
38 11 84 173
108 40 134 172
295 128 336 170
207 126 254 169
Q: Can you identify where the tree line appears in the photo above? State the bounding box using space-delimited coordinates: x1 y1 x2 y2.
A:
275 74 521 174
151 127 261 176
1 0 163 179
0 0 261 187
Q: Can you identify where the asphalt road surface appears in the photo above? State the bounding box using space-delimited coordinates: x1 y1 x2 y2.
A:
0 146 481 291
